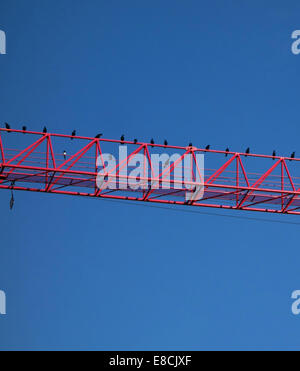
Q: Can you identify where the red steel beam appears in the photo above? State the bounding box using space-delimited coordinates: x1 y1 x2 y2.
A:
0 128 300 215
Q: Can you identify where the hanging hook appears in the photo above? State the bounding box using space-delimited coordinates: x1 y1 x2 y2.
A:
10 191 14 210
10 181 15 210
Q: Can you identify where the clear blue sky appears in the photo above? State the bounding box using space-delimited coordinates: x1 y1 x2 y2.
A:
0 0 300 350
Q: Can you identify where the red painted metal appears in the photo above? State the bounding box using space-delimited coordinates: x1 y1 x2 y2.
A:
1 128 300 215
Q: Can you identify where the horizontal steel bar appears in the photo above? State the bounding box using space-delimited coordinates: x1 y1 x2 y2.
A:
0 184 299 215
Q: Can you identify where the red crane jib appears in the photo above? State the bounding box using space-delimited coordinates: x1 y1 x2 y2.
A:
0 128 299 215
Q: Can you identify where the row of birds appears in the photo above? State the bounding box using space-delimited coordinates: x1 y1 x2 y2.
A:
3 123 296 159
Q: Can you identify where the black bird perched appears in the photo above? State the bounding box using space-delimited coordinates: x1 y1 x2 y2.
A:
245 147 250 157
43 126 47 134
120 135 125 144
189 142 193 148
272 150 276 160
225 148 230 157
5 122 10 130
95 133 103 139
134 139 138 144
164 140 168 146
290 152 296 161
63 150 67 160
71 130 76 139
22 126 27 133
205 145 210 150
150 138 155 147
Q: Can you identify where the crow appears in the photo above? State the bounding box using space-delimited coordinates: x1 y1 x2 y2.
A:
164 140 168 146
71 130 76 139
95 133 103 139
205 145 210 150
225 148 230 157
272 150 276 160
43 126 47 134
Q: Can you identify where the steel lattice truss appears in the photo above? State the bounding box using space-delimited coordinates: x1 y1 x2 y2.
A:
1 128 300 215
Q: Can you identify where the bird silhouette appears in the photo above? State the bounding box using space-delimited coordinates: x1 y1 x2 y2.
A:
134 139 138 144
245 147 250 157
71 130 76 139
120 135 125 144
225 148 230 157
5 123 10 131
205 145 210 150
22 126 27 133
43 126 47 134
272 150 276 160
150 138 155 147
164 140 168 146
290 152 296 161
189 142 193 147
95 133 103 139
